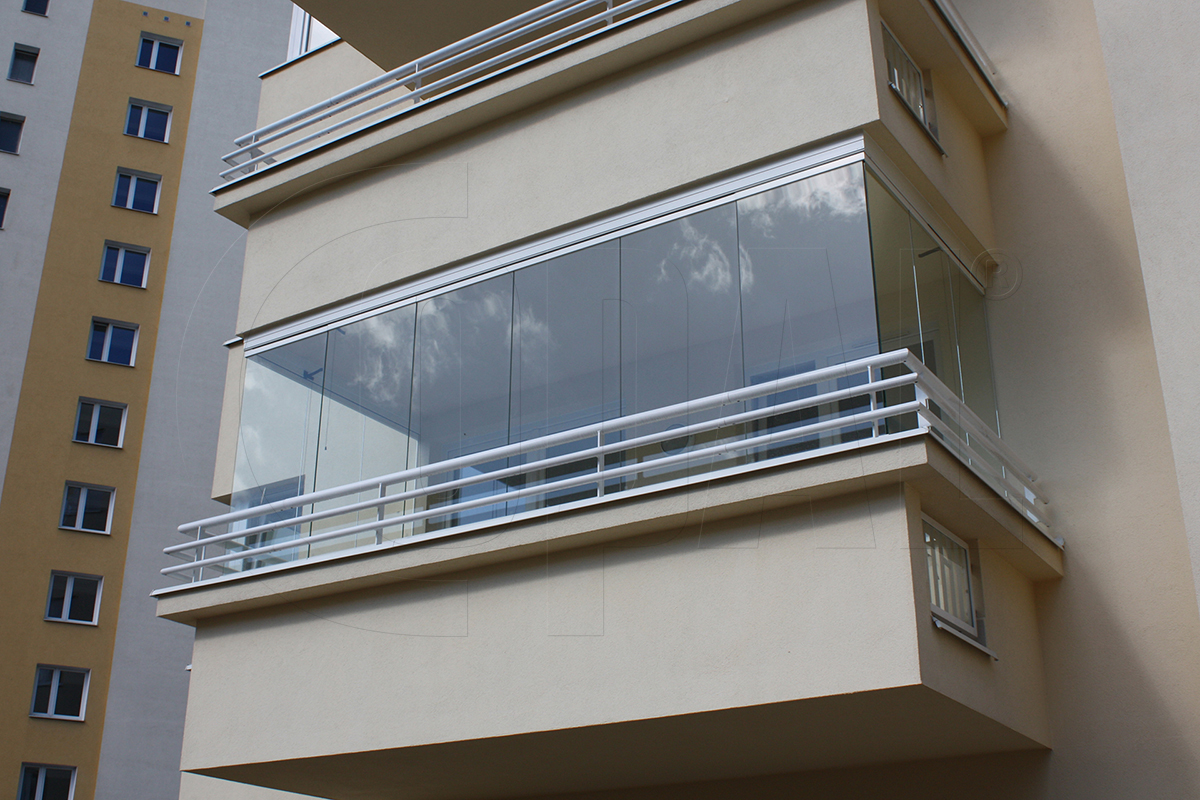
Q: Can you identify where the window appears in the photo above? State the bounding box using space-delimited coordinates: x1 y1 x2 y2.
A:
924 517 980 637
23 0 50 15
0 113 24 154
9 44 38 84
112 169 160 213
0 188 8 227
125 99 171 142
60 483 113 533
882 24 938 139
100 242 149 287
73 399 126 447
17 765 75 800
30 667 89 720
45 573 101 625
136 34 181 74
87 319 138 365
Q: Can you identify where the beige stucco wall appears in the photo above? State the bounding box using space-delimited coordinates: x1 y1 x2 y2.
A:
256 40 385 131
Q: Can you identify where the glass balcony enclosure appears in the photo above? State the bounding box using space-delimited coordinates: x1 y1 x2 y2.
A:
213 161 1003 577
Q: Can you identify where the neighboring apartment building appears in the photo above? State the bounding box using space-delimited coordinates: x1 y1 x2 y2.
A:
0 1 291 798
155 0 1200 798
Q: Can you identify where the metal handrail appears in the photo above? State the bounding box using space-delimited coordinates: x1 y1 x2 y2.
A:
219 0 687 180
163 351 1052 584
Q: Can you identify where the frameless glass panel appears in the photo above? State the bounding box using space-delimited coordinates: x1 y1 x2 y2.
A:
953 267 999 432
910 222 962 397
620 203 744 484
309 306 417 552
510 243 620 510
411 273 513 529
740 164 877 454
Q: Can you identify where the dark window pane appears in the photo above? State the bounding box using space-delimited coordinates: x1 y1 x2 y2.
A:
42 768 73 800
107 326 135 364
101 246 120 282
137 39 154 68
53 670 85 716
94 405 123 446
0 117 21 153
9 50 37 83
68 578 98 622
125 104 143 136
75 403 94 441
89 323 108 360
48 574 68 618
19 766 39 800
155 43 179 73
0 191 8 227
23 0 50 15
143 108 168 141
131 177 157 212
61 486 81 527
32 668 53 713
81 489 110 531
120 250 146 286
113 173 131 206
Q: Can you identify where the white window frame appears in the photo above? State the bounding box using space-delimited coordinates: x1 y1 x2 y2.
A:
73 398 127 448
60 483 114 534
0 111 24 154
125 98 172 143
30 666 90 721
8 43 39 84
44 572 103 626
923 515 979 637
17 765 76 800
111 168 161 214
137 33 182 75
87 318 139 366
99 241 150 288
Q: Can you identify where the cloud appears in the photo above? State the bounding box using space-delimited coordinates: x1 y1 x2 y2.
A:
739 164 866 236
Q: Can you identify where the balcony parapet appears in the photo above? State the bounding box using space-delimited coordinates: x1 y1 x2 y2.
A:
157 349 1055 601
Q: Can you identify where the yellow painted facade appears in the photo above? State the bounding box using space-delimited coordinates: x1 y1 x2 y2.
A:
0 2 202 797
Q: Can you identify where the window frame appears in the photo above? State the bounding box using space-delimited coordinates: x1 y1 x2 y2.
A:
72 398 127 448
881 23 942 151
59 483 115 534
87 318 139 366
136 33 183 75
922 515 980 638
8 43 39 84
111 168 161 214
17 764 76 800
0 187 9 228
124 98 172 143
22 0 51 16
29 666 90 721
99 241 150 288
0 112 25 154
44 572 102 626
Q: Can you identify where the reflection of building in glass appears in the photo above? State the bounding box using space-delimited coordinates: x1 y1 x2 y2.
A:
156 1 1200 799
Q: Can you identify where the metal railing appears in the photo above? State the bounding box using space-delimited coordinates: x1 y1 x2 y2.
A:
219 0 689 181
163 350 1051 585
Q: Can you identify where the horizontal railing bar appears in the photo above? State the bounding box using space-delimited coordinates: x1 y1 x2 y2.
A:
182 349 910 532
165 400 922 575
167 372 919 554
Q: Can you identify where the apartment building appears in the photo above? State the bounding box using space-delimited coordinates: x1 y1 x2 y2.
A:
155 0 1200 797
0 1 291 798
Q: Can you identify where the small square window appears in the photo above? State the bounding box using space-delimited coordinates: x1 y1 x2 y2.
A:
136 34 182 74
112 169 160 213
30 666 89 720
125 99 171 142
60 483 114 534
100 242 149 287
18 764 75 800
0 113 24 154
9 44 39 84
45 573 102 625
23 0 51 15
87 319 138 365
924 517 979 637
0 188 9 227
73 399 126 447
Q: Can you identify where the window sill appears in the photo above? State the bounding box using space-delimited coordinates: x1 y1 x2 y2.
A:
59 526 112 536
123 132 169 144
72 440 124 449
45 617 100 627
110 204 158 215
135 65 180 76
84 357 136 367
932 616 997 660
30 713 85 722
6 78 34 86
99 279 149 290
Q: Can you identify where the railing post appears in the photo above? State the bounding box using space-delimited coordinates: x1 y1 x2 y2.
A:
195 527 206 584
914 376 930 433
596 430 606 497
376 482 387 545
605 0 615 25
867 366 878 438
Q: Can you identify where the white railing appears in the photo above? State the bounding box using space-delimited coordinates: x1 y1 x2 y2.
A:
219 0 689 181
163 350 1051 585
